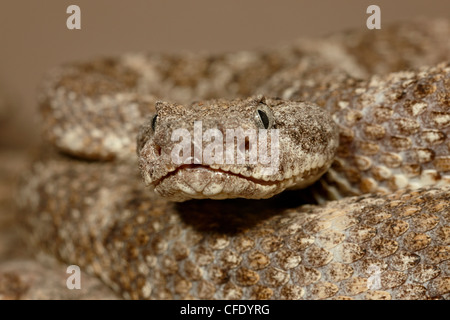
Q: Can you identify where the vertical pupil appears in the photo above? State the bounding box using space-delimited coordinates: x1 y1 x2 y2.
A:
258 110 270 129
151 114 158 131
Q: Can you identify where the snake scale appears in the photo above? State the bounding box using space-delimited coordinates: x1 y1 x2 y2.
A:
19 19 450 299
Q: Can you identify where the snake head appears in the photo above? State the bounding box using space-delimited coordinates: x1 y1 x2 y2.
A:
137 96 338 201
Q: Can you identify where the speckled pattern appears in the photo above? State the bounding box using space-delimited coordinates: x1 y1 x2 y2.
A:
19 19 450 299
19 157 450 299
137 97 338 201
276 63 450 200
39 19 450 161
0 256 119 300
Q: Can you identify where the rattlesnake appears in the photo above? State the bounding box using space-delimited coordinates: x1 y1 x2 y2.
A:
19 19 450 299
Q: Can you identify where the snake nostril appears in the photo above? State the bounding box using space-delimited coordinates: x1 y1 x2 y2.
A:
238 137 252 156
154 144 162 157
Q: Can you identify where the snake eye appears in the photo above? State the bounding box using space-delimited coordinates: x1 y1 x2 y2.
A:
258 110 270 129
255 104 273 129
151 114 158 132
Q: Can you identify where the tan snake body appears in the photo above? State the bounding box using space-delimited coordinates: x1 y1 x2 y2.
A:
19 19 450 299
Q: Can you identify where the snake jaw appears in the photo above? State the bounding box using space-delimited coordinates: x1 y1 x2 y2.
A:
137 97 339 201
145 165 283 201
142 161 332 202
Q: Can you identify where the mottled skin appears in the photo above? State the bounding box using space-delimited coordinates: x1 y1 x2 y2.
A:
279 63 450 200
39 19 450 161
19 157 450 299
137 97 338 201
19 19 450 299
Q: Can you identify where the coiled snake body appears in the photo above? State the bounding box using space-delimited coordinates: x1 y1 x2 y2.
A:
20 20 450 299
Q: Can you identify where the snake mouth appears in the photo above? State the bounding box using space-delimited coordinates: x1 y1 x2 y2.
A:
157 164 283 185
149 164 290 201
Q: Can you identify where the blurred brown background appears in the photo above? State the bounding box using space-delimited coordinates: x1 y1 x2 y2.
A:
0 0 449 139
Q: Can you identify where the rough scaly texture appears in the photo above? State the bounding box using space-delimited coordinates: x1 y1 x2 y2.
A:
19 156 450 299
39 19 450 161
137 97 338 201
268 63 450 200
18 19 450 299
